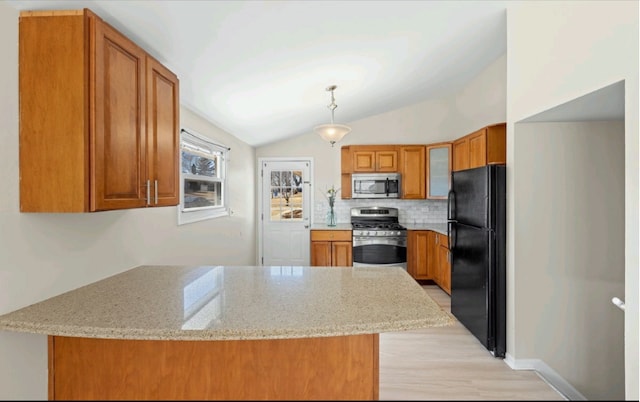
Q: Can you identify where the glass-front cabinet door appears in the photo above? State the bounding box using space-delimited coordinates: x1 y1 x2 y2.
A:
426 142 452 199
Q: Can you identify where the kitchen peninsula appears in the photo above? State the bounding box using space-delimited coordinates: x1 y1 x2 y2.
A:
0 265 453 400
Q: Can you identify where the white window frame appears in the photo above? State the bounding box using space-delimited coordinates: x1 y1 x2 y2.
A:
178 128 229 225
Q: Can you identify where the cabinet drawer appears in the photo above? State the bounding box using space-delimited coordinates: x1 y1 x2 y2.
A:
311 230 352 242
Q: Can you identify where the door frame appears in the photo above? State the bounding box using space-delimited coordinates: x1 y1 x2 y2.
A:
257 157 314 266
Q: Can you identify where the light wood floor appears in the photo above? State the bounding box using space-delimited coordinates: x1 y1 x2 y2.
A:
379 284 566 400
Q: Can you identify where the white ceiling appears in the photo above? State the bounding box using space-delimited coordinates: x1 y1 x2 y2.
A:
7 0 508 146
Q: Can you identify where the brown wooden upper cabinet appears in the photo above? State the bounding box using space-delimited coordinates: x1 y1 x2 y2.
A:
452 123 506 172
400 145 426 199
426 142 452 199
340 145 399 199
19 9 179 212
340 147 353 199
350 145 399 172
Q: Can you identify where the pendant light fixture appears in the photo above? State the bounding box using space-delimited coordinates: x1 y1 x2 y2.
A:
314 85 351 147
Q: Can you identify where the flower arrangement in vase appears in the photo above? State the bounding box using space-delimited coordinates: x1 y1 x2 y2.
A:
322 185 340 226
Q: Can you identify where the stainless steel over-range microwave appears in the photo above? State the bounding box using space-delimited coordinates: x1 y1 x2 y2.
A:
351 173 401 198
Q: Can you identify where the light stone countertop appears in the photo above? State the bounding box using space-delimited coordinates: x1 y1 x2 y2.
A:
403 223 449 235
311 223 448 234
310 223 353 230
0 265 454 341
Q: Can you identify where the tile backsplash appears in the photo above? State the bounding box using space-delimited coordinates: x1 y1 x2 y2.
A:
314 198 447 225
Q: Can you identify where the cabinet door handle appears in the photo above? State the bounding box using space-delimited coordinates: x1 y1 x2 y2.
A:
154 180 158 205
146 180 150 206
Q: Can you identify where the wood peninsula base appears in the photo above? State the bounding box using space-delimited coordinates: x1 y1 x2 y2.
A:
48 334 379 400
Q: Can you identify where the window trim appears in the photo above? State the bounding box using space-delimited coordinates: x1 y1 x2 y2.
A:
178 128 230 225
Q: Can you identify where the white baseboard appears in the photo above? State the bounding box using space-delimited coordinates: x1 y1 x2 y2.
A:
503 353 587 400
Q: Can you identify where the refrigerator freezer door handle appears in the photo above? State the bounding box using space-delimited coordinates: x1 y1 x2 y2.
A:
449 222 457 251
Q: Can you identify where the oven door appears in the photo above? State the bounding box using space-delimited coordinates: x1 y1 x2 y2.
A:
352 237 407 268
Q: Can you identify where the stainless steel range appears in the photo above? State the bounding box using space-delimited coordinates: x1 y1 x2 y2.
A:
351 207 407 269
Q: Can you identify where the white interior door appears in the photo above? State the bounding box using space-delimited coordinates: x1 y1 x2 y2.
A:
260 159 311 266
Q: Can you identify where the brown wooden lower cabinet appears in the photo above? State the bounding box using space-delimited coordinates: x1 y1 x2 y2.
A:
310 230 353 266
407 230 450 294
435 233 451 295
407 230 431 279
48 334 379 400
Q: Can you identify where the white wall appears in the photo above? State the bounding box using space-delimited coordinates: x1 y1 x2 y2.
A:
515 121 625 399
256 54 507 225
0 2 256 398
506 1 638 399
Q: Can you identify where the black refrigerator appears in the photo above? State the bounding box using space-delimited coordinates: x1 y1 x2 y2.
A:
447 164 506 358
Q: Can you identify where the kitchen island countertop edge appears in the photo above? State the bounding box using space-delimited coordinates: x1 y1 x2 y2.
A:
0 265 454 341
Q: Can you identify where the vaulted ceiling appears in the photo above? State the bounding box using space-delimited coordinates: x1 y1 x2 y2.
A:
7 0 508 146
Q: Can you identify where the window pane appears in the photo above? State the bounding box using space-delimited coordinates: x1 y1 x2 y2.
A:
181 151 218 177
178 129 229 224
184 179 222 209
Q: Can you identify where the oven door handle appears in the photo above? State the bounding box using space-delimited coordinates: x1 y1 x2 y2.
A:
353 238 407 247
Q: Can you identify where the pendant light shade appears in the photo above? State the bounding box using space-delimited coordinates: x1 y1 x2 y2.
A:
314 85 351 146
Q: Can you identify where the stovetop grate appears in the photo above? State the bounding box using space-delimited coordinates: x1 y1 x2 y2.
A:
351 222 406 230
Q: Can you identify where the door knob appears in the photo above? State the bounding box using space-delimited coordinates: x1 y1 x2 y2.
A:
611 297 625 311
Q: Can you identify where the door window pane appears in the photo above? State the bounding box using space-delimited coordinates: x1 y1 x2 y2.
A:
270 170 303 221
